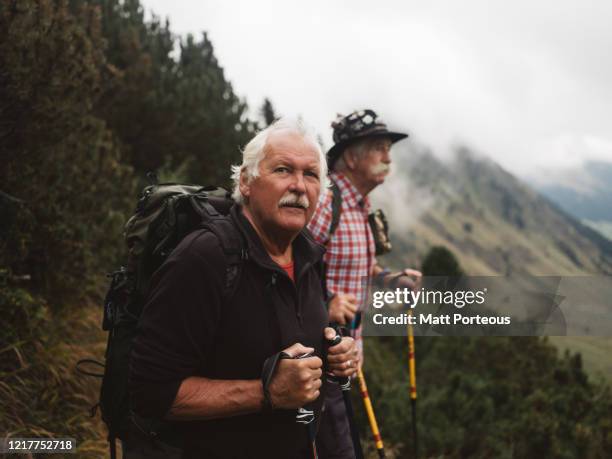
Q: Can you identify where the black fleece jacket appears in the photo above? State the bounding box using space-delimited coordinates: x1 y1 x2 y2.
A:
130 205 329 458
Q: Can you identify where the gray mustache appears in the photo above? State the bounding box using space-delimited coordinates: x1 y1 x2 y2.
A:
278 193 310 210
371 163 390 174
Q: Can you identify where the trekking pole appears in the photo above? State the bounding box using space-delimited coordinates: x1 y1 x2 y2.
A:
327 332 364 459
407 309 418 458
351 312 386 458
264 351 318 458
296 407 317 459
338 376 365 459
293 352 318 459
357 368 386 458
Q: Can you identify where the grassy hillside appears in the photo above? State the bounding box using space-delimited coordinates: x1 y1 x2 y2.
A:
1 298 108 457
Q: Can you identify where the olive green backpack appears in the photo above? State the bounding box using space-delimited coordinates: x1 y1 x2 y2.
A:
78 178 246 459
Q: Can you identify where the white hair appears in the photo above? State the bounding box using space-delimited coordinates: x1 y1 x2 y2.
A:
231 117 329 203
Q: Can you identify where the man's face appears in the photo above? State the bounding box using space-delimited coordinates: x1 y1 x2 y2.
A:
349 137 392 191
240 131 322 236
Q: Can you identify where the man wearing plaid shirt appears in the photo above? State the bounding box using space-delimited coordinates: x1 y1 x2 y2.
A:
308 109 422 458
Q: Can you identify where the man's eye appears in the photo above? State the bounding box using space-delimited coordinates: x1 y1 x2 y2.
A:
305 171 319 179
275 167 290 173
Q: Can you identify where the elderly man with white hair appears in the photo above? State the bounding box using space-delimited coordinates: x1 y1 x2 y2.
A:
309 109 422 458
130 118 358 458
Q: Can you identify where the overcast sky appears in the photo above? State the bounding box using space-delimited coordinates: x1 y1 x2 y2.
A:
142 0 612 187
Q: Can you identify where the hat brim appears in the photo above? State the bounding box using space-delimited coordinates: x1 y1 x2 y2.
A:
327 131 408 169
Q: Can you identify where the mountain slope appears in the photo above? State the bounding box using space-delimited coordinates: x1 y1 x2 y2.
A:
373 146 612 381
376 146 612 276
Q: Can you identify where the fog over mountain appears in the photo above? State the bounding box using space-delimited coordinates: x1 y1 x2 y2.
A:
141 0 612 189
371 146 612 379
372 144 612 277
535 160 612 222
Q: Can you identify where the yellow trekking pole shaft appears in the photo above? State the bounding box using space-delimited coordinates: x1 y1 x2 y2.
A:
408 311 417 400
407 310 418 458
357 368 385 458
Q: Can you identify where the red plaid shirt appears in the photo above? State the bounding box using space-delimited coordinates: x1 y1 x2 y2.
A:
308 172 376 313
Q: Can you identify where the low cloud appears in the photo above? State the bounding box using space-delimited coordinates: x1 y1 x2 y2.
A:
143 0 612 187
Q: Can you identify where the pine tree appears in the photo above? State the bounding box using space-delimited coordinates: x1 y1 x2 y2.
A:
0 0 134 301
172 32 256 185
422 245 464 276
260 97 278 127
89 0 178 175
87 0 256 186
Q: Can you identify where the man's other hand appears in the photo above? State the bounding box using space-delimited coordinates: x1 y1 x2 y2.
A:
269 343 322 409
328 293 358 325
324 327 358 378
394 268 422 291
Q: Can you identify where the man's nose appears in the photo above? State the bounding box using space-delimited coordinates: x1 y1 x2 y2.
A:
289 172 307 193
382 148 392 164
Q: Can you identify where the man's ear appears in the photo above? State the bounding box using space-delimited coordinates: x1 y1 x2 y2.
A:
343 149 358 170
239 169 251 200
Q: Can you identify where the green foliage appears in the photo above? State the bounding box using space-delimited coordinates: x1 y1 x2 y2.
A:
0 0 136 303
359 250 611 458
92 0 182 174
0 269 48 352
361 336 612 458
0 0 259 451
0 271 108 456
1 0 254 302
172 33 256 185
0 192 36 271
260 97 278 127
93 0 256 186
0 3 131 449
422 245 464 277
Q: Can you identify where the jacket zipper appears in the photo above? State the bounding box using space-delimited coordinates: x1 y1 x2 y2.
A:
269 265 311 327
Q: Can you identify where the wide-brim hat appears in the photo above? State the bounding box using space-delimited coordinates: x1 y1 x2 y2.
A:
327 109 408 169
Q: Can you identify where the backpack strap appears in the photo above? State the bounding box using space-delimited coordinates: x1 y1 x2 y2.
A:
323 180 343 308
329 179 343 238
183 192 247 302
200 215 248 302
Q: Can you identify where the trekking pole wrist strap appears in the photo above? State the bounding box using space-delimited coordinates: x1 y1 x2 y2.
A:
261 351 291 412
